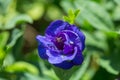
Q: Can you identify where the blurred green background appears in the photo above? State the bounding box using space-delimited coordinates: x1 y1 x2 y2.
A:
0 0 120 80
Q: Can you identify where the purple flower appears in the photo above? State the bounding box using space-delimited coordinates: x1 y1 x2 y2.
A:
36 20 85 69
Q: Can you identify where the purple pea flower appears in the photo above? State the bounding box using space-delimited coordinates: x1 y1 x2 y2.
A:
36 20 85 69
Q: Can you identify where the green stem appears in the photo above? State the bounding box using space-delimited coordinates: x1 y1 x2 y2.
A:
53 67 73 80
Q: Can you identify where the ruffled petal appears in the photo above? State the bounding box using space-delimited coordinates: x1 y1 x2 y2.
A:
62 47 78 61
36 35 55 59
77 31 85 51
66 25 85 51
38 45 48 59
47 47 78 64
36 35 51 45
62 30 79 42
45 20 68 36
46 50 63 64
63 44 74 55
72 47 84 65
54 61 73 69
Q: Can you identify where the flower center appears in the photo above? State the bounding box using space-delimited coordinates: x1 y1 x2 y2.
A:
54 36 65 50
56 37 62 42
53 32 75 55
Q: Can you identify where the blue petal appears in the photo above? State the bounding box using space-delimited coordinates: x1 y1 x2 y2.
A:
38 44 48 59
45 20 68 36
66 25 85 51
62 47 78 61
36 35 52 46
62 30 79 42
77 30 85 51
36 35 54 59
72 49 84 65
63 44 74 55
46 50 63 64
47 47 78 64
54 61 74 69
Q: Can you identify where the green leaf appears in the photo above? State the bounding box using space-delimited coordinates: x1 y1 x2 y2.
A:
97 58 119 75
38 59 59 80
95 35 120 73
7 29 23 51
0 0 12 14
61 0 114 31
0 32 9 67
75 1 114 31
84 31 108 51
1 14 33 30
5 61 39 75
112 5 120 20
93 52 119 75
23 73 49 80
0 32 9 48
26 3 44 20
63 9 80 24
63 16 70 23
114 0 120 5
106 36 120 72
105 31 120 38
74 9 80 17
69 9 75 19
44 69 59 80
47 5 62 20
39 59 59 80
0 49 6 67
53 67 74 80
2 53 15 67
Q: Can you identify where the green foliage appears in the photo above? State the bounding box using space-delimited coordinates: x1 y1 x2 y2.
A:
7 29 23 51
4 15 32 30
97 57 118 75
0 15 32 30
114 0 120 5
0 0 120 80
61 0 114 31
0 32 9 67
0 49 5 67
5 61 39 75
0 0 12 14
53 67 73 80
63 9 80 24
0 32 9 48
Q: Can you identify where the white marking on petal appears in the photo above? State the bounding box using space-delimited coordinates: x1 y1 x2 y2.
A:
69 41 74 44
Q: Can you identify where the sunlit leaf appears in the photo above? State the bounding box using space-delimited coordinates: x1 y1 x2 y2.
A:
0 0 12 14
83 31 108 51
22 73 49 80
0 31 9 48
5 61 39 75
2 14 33 30
47 5 63 20
7 29 23 51
0 49 6 67
96 57 119 75
27 3 44 20
114 0 120 5
63 9 80 24
112 5 120 20
61 0 114 31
